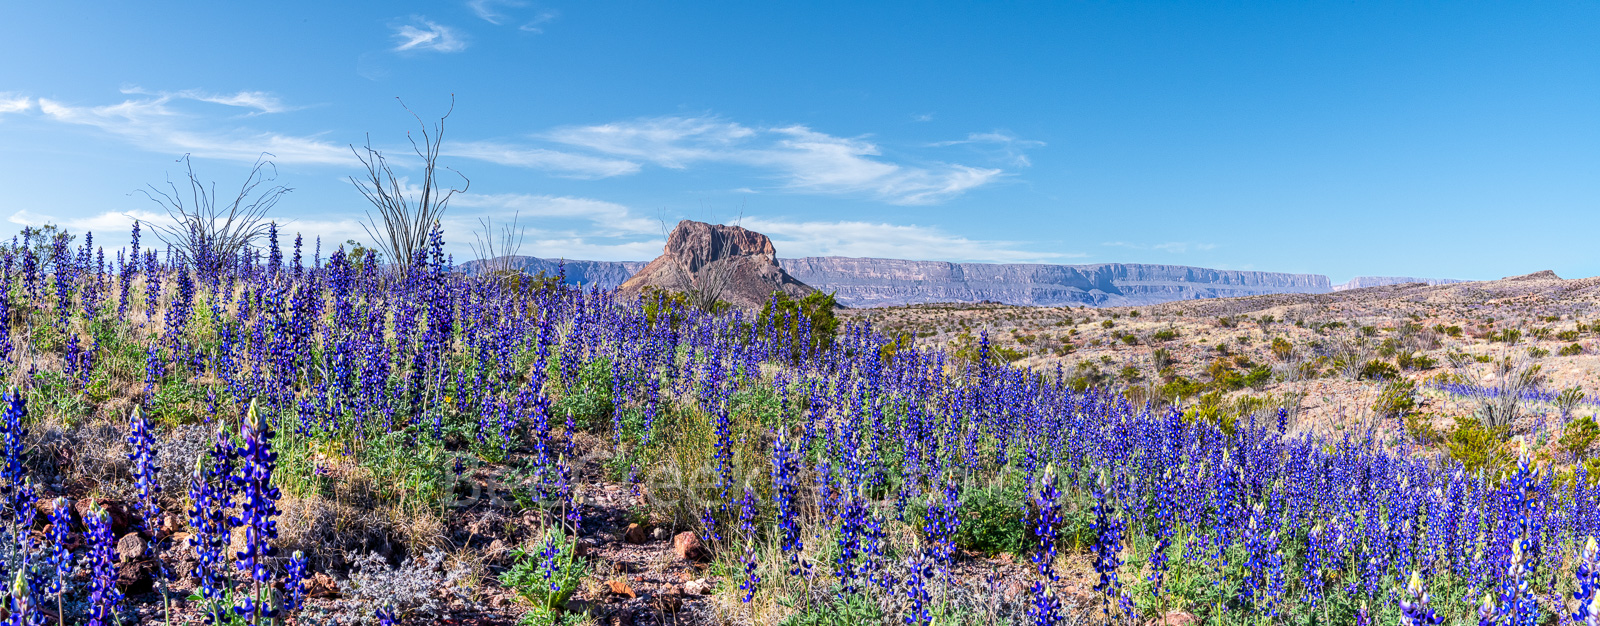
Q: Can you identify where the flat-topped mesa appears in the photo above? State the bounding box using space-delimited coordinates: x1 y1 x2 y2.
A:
618 220 815 311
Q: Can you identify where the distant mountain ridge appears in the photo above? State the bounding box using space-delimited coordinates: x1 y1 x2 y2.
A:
476 254 1357 307
1331 276 1467 291
780 257 1330 307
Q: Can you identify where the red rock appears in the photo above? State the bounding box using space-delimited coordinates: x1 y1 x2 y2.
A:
624 523 649 544
75 499 134 536
606 579 637 598
617 220 816 311
672 531 708 562
1155 611 1197 626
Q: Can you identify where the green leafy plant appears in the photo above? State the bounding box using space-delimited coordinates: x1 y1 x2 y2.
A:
501 528 590 620
1560 416 1599 461
1444 416 1511 477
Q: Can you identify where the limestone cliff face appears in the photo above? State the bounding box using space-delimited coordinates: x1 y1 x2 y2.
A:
474 253 1342 308
616 221 814 310
1331 276 1467 291
778 257 1331 307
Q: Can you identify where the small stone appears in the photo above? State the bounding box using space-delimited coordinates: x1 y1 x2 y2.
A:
650 527 670 541
672 531 708 562
115 559 158 594
624 523 649 544
606 579 637 597
683 578 711 595
307 572 341 599
115 533 146 562
1160 611 1198 626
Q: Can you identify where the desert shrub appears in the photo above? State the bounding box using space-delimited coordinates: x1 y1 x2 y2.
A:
1396 352 1437 370
1561 343 1584 356
1183 392 1238 436
1404 413 1443 445
1270 337 1292 360
335 549 478 625
1445 416 1511 477
1101 320 1115 329
1557 387 1587 421
1357 360 1400 381
1432 324 1464 337
1561 416 1599 461
759 291 840 358
1489 329 1522 344
1527 346 1550 358
1531 327 1553 340
1153 328 1180 342
952 481 1030 556
1121 334 1138 346
1151 348 1174 371
1242 365 1272 390
1375 379 1417 419
1558 330 1580 342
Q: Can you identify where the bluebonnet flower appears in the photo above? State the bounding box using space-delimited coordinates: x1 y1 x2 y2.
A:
231 400 282 622
1400 571 1445 626
1574 537 1600 626
126 406 161 536
85 504 122 626
738 488 760 603
283 550 310 613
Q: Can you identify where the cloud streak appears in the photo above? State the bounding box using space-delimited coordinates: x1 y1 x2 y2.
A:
392 18 468 53
445 141 640 178
537 116 1005 204
34 94 350 164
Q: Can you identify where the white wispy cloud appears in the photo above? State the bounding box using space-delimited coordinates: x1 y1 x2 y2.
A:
393 18 468 53
1103 241 1218 254
0 94 33 115
911 113 935 122
543 116 1004 205
35 95 349 164
743 217 1079 263
519 11 558 33
120 87 294 114
445 141 640 178
467 1 557 32
927 131 1044 166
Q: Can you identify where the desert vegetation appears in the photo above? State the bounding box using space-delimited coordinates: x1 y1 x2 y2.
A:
0 218 1596 626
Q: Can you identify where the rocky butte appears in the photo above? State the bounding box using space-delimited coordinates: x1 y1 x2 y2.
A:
615 220 815 310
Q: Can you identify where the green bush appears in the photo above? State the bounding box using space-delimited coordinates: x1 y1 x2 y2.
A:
952 482 1030 555
1561 343 1584 357
1561 416 1599 461
1357 360 1400 381
759 291 840 359
1445 416 1511 477
1374 379 1417 419
1153 328 1180 342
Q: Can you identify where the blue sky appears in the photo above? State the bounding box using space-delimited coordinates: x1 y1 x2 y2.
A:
1 2 1596 282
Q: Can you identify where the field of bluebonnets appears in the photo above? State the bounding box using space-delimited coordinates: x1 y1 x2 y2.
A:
0 219 1597 626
